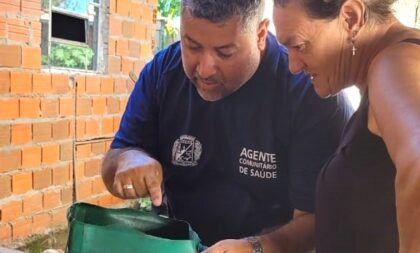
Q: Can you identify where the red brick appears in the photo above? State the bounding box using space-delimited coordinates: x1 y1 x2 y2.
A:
75 75 86 94
12 219 32 239
43 191 60 209
0 16 6 38
20 98 40 118
86 75 101 94
102 117 114 135
53 164 70 185
134 24 147 40
0 71 10 93
84 159 101 177
92 177 106 194
12 172 33 194
52 74 70 93
113 116 122 132
85 118 99 137
101 77 114 94
76 119 85 138
0 0 20 12
92 97 106 115
107 97 120 113
0 45 21 67
0 200 22 222
108 56 121 74
142 5 154 23
22 47 41 69
59 97 74 116
76 98 92 116
0 224 12 242
33 73 52 93
0 98 19 120
60 142 73 161
116 0 130 15
140 42 153 58
32 213 51 234
42 144 59 165
0 175 12 198
8 18 29 43
10 72 32 93
114 78 127 93
0 124 10 146
41 99 59 117
91 141 106 155
108 38 116 55
122 21 134 38
120 96 129 112
51 207 67 226
109 0 116 13
97 194 114 207
75 161 85 180
33 168 52 190
128 40 141 58
121 58 133 74
21 146 41 169
77 180 92 200
109 16 122 35
134 60 145 76
32 122 51 142
11 123 32 144
23 192 43 214
61 187 73 204
116 39 129 57
52 120 70 140
0 149 21 173
130 3 143 19
21 0 42 16
76 144 91 158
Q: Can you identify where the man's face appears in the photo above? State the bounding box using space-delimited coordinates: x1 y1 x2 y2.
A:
181 11 266 101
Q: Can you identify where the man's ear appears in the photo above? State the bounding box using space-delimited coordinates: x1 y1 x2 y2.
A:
257 18 270 51
340 0 366 38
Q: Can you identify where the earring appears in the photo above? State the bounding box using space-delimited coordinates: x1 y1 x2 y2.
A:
351 30 358 56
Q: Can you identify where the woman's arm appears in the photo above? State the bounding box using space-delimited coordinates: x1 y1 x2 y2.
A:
368 41 420 253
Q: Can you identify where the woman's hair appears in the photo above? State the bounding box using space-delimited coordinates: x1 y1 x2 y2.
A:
181 0 265 28
274 0 396 21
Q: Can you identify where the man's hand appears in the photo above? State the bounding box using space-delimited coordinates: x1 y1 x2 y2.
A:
102 148 163 206
203 239 253 253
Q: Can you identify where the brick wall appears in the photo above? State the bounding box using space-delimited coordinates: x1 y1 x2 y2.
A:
0 0 157 246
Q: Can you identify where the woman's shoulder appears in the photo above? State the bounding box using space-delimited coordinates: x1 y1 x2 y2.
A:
372 25 420 65
368 25 420 81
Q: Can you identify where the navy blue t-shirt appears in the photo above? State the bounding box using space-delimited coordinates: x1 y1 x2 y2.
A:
111 33 353 245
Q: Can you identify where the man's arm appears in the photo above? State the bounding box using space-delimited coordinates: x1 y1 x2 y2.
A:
260 209 314 253
203 209 314 253
101 148 163 206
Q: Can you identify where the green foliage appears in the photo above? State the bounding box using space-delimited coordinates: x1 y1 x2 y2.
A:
138 197 152 212
156 0 181 51
41 0 50 10
158 0 181 18
46 43 94 70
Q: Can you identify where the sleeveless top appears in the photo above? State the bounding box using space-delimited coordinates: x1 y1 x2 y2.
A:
316 38 420 253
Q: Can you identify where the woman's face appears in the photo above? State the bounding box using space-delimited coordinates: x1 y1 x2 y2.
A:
273 2 350 98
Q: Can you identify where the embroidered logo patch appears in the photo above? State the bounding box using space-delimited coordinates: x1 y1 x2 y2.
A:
172 135 202 166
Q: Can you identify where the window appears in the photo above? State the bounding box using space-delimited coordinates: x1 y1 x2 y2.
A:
41 0 104 71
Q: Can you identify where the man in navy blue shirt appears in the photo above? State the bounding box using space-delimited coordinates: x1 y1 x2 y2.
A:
102 0 353 252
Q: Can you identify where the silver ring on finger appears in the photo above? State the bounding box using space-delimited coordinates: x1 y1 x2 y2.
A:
122 184 134 190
